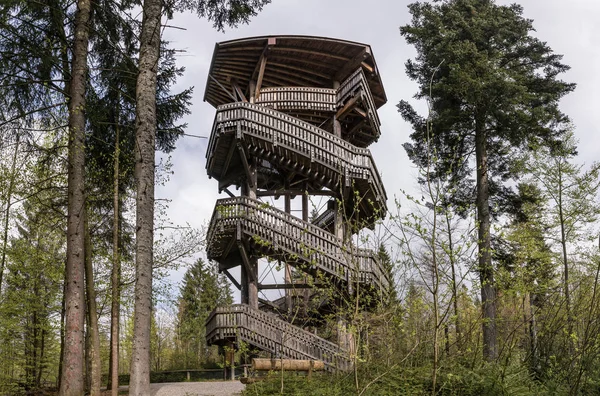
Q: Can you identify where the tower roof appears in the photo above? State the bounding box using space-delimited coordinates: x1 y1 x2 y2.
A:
203 35 387 109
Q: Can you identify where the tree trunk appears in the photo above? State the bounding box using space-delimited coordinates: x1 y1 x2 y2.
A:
129 0 162 393
445 211 461 350
108 100 122 395
84 211 102 396
558 167 574 350
60 0 91 394
0 134 20 295
475 122 497 362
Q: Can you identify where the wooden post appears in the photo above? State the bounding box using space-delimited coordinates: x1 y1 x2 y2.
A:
284 187 292 317
249 80 256 104
241 159 259 310
302 185 309 316
332 80 342 138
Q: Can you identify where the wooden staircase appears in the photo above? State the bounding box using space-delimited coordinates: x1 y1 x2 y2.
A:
207 196 390 296
206 304 352 372
206 101 386 224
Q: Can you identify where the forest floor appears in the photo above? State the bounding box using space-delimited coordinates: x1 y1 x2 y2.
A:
107 380 246 396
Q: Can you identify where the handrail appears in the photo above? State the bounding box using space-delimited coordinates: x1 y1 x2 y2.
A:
206 197 390 294
206 304 352 371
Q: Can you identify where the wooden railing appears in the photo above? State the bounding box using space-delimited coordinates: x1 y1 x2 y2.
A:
257 86 336 112
206 304 351 372
254 68 381 146
205 102 387 220
206 197 390 294
338 67 381 131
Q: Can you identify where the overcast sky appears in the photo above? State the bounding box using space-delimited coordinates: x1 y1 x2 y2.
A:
158 0 599 294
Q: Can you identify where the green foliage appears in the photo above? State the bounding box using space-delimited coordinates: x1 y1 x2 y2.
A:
399 0 574 215
244 364 549 396
0 198 64 392
174 0 272 32
174 258 233 368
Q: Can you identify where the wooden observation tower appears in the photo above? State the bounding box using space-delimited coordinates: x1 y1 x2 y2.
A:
203 36 389 372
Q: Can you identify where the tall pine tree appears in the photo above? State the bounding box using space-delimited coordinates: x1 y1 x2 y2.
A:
399 0 575 361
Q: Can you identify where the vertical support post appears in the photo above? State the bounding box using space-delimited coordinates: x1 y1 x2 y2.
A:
284 186 292 317
241 158 259 310
249 80 256 104
332 80 342 138
302 185 309 316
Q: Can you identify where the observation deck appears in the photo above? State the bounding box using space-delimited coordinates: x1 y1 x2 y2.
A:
203 36 388 372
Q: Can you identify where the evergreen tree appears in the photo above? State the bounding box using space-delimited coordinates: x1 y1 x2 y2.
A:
176 259 232 368
399 0 575 361
377 245 397 305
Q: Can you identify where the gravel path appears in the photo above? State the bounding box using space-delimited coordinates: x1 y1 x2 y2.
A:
113 381 245 396
150 381 245 396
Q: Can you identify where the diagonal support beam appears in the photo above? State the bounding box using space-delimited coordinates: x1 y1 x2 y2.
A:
222 269 241 290
231 79 247 102
238 241 257 283
254 55 267 100
209 74 237 102
237 142 255 188
222 235 237 260
221 140 237 179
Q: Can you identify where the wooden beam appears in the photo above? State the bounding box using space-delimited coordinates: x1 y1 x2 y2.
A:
221 139 237 178
334 48 370 81
258 283 325 290
252 359 325 372
222 269 241 290
361 61 374 73
223 188 235 198
336 95 360 120
208 74 237 102
267 61 332 80
238 241 257 283
256 189 335 198
237 143 255 188
270 46 349 61
222 235 237 260
254 54 267 100
231 79 247 102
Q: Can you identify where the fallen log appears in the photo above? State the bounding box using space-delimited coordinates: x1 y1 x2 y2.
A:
252 358 325 372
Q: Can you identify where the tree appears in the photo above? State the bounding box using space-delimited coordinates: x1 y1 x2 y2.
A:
61 1 92 394
494 183 553 377
128 1 271 393
399 0 575 361
526 131 600 388
176 259 232 367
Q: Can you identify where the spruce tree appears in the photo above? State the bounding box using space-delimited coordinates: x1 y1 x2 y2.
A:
399 0 575 361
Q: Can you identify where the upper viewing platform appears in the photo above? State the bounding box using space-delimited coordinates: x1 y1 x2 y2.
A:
203 35 387 110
